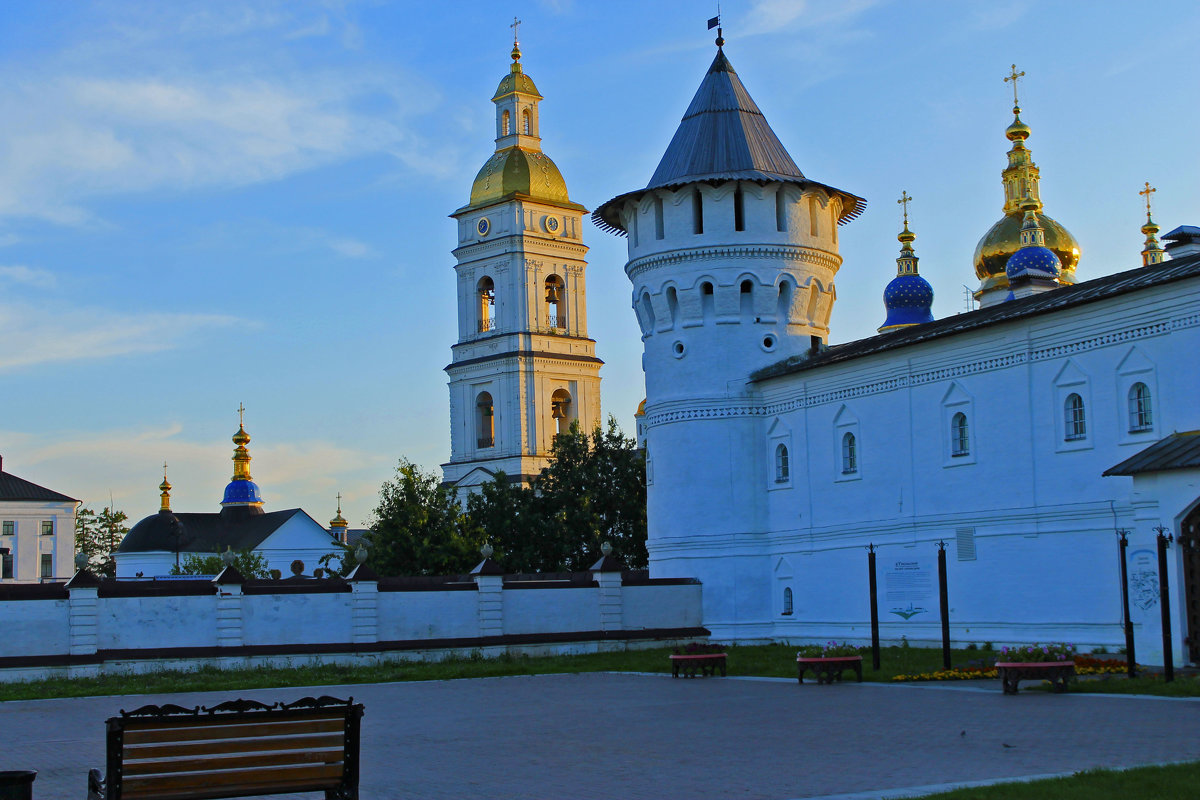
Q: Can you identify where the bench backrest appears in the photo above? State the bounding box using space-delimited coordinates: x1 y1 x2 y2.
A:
105 696 363 800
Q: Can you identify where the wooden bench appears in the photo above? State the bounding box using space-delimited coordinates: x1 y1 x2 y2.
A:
670 653 727 678
995 661 1076 694
86 695 364 800
796 655 863 684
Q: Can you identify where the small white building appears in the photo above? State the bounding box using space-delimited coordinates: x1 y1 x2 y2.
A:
115 419 340 578
0 455 79 582
595 41 1200 665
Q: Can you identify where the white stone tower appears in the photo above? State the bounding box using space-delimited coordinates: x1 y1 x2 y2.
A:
443 37 602 491
594 39 863 577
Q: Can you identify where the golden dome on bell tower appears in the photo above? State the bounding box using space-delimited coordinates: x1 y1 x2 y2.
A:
972 65 1080 307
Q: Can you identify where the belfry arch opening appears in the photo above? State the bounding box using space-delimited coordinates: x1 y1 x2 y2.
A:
522 108 531 135
477 276 495 332
550 389 573 435
476 392 495 448
501 110 511 137
545 275 566 330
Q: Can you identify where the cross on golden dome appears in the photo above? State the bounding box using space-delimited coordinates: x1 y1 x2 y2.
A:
1140 181 1156 219
898 190 913 226
237 402 245 427
1004 64 1025 108
510 16 521 44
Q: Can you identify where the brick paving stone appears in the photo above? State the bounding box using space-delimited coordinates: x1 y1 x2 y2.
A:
2 673 1197 799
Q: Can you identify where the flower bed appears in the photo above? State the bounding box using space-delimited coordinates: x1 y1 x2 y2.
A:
892 655 1132 682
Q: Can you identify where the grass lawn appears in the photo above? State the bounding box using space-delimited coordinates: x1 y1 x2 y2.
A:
913 761 1200 799
0 644 1195 702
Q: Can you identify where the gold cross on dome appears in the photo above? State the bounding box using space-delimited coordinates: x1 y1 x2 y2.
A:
163 461 168 477
897 191 913 226
336 492 342 511
510 16 521 44
1139 181 1156 217
1004 64 1025 106
237 402 245 427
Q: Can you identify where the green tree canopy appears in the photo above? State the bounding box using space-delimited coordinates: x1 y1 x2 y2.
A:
170 549 270 579
364 458 483 576
74 505 130 577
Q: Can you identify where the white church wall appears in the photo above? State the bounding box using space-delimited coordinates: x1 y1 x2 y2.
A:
242 592 353 646
503 587 599 635
101 596 216 650
646 268 1200 663
376 590 480 641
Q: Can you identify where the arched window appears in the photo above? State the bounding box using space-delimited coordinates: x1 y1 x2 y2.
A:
501 110 510 136
775 444 789 482
639 291 656 334
1064 393 1086 441
550 388 572 436
522 109 531 135
951 412 970 457
782 586 793 616
841 432 857 474
545 275 565 330
477 276 495 333
1128 383 1153 432
477 392 495 448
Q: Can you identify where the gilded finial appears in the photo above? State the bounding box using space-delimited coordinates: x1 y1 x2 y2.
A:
510 16 522 68
231 406 252 482
330 491 348 535
897 190 913 230
1139 181 1165 266
1004 64 1025 111
159 461 172 512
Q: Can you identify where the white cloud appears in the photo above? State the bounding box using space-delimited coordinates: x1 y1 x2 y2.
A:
0 302 239 371
0 265 56 289
0 2 458 226
326 236 375 259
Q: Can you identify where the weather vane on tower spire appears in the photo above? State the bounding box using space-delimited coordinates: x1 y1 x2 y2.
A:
707 4 723 48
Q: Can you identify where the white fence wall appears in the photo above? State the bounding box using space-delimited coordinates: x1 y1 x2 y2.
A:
0 568 704 682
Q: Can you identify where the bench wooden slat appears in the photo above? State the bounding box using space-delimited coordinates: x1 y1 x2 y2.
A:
124 732 344 760
122 762 343 797
120 774 344 800
123 748 343 776
123 717 343 744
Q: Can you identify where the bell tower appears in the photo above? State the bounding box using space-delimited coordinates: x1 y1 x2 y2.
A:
442 31 602 491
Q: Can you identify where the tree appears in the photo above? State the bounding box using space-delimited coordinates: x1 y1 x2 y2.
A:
170 549 270 578
74 505 130 577
365 459 483 576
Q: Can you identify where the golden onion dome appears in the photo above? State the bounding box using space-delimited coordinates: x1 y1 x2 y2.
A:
469 147 570 207
636 398 646 416
493 70 542 102
973 210 1080 291
1005 108 1031 142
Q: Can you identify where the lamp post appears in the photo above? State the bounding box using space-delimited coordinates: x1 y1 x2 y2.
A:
1154 525 1174 682
1116 530 1137 678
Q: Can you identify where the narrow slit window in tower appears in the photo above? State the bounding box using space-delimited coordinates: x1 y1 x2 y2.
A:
502 110 510 137
522 109 531 135
776 188 787 232
654 196 665 240
734 186 745 231
693 190 704 235
477 392 495 448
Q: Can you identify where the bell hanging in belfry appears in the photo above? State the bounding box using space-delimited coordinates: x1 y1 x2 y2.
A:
545 283 561 305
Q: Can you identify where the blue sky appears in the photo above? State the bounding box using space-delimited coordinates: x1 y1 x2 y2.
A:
2 0 1198 528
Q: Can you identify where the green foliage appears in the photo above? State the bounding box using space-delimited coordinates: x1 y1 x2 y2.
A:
74 505 129 577
365 458 483 576
169 549 270 579
371 418 647 576
999 642 1076 661
796 641 863 658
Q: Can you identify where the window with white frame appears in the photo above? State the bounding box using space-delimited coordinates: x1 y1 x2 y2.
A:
40 520 53 536
40 553 52 578
1128 382 1153 432
951 412 970 456
1 521 12 536
1064 393 1086 441
775 444 790 483
841 432 858 474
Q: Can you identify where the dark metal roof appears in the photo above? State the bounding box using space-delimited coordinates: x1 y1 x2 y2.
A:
0 466 77 503
1103 431 1200 477
752 251 1200 382
118 507 332 554
593 48 865 235
1163 225 1200 241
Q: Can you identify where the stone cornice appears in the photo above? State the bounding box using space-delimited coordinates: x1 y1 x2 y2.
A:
644 310 1200 428
626 243 841 282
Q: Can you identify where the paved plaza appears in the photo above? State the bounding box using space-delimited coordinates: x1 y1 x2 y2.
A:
3 672 1198 799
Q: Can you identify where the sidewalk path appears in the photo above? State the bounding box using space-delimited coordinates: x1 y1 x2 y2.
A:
3 673 1197 799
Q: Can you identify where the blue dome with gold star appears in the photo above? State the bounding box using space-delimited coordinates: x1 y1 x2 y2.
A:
222 479 264 506
1005 243 1061 279
881 273 935 330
